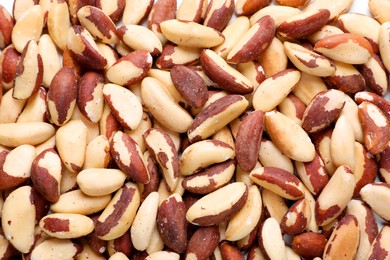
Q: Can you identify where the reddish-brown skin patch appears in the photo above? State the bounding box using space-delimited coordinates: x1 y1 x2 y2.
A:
186 225 220 259
110 132 150 184
364 203 379 243
1 46 19 88
0 5 14 49
95 185 136 237
147 0 177 33
355 92 390 122
112 231 133 257
47 66 78 125
324 73 365 95
43 218 70 233
236 110 264 172
182 159 235 194
188 95 244 135
252 167 304 198
77 71 104 121
379 144 390 182
86 7 117 40
170 65 208 108
85 214 108 255
227 15 275 64
220 241 245 260
0 150 30 190
241 0 271 16
278 9 330 38
315 203 341 226
315 33 374 54
303 152 329 195
95 0 126 23
200 51 253 94
368 231 389 260
31 148 61 203
204 0 235 32
281 199 308 235
353 145 378 197
157 196 187 254
141 155 161 200
191 186 248 226
291 232 327 259
271 68 296 80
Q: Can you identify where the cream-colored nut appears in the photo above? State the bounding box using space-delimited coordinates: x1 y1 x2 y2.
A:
160 19 225 48
1 186 36 253
39 213 94 239
11 5 44 53
303 0 353 21
258 218 287 260
292 72 328 106
365 226 390 260
235 0 271 16
330 115 355 170
47 1 71 50
258 37 288 78
177 0 208 23
124 112 152 153
379 22 390 72
259 138 294 173
83 135 110 169
30 238 82 260
156 44 201 70
360 183 390 222
0 122 55 147
141 77 193 133
50 189 111 215
77 168 127 196
145 251 180 260
369 0 390 24
180 140 235 176
38 34 61 88
71 106 100 144
0 88 27 124
117 25 162 55
358 54 388 96
339 93 364 142
148 69 185 104
147 0 177 44
55 120 87 173
307 25 344 44
122 0 153 25
250 5 301 26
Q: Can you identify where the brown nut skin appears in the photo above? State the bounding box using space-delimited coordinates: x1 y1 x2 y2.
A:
280 199 310 235
46 66 78 126
235 110 264 172
0 45 20 91
235 0 271 16
277 9 330 39
357 54 388 96
141 152 161 200
108 231 133 257
157 194 187 254
353 142 378 198
185 226 220 260
147 0 177 44
220 241 245 260
355 91 390 123
95 0 126 23
227 15 275 64
291 232 327 259
275 0 309 7
170 65 208 109
358 101 390 155
68 0 95 25
0 5 14 50
204 0 235 32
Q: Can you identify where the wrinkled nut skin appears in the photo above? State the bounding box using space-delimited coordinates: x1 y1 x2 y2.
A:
227 15 275 64
358 101 390 155
77 71 105 123
277 9 330 39
220 241 245 260
204 0 235 32
0 5 14 50
291 232 327 259
185 226 220 260
67 25 107 70
157 194 187 254
235 110 264 172
31 148 62 203
301 89 346 133
0 45 20 91
170 65 208 109
200 49 253 94
47 67 78 126
235 0 271 16
110 131 150 184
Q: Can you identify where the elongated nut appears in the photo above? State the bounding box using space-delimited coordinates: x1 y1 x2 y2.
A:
110 131 149 184
360 183 390 222
0 45 20 91
250 166 305 200
0 122 55 147
250 5 301 26
278 9 330 39
143 128 179 192
187 182 248 226
11 5 44 53
185 226 220 260
141 77 193 133
303 0 353 21
177 0 208 22
95 182 140 240
315 165 355 226
203 0 235 31
95 0 126 23
160 19 225 48
13 40 43 100
147 0 177 44
259 138 294 173
157 193 187 254
188 95 248 142
227 15 275 64
31 148 62 203
47 1 71 50
77 72 104 123
314 33 373 64
1 186 36 253
283 41 335 77
122 0 153 25
358 101 390 154
265 110 315 162
39 213 94 239
281 198 311 235
292 232 327 259
77 5 119 44
0 5 14 50
47 67 78 126
253 69 301 112
156 44 201 70
117 25 162 55
180 140 235 176
258 217 287 260
77 168 127 196
103 83 143 130
301 89 346 133
357 54 388 96
201 49 253 94
67 25 107 70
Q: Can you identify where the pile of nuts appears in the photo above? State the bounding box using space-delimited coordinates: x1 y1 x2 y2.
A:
1 0 390 259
